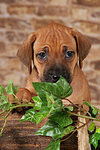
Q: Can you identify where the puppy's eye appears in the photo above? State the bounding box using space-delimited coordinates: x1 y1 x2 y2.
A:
63 46 75 60
37 51 46 59
65 51 75 59
36 47 48 61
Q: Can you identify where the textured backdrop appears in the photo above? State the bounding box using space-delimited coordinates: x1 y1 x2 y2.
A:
0 0 100 111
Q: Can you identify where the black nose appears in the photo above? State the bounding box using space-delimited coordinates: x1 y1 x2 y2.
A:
43 64 72 83
51 74 61 82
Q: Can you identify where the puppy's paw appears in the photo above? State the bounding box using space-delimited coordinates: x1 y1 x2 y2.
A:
8 88 32 113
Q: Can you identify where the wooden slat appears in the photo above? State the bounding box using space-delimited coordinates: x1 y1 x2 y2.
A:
0 112 52 150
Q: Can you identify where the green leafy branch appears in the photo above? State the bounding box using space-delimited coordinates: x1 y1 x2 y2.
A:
0 78 100 150
0 79 34 136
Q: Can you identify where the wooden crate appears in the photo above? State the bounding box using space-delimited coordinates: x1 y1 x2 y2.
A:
0 109 99 150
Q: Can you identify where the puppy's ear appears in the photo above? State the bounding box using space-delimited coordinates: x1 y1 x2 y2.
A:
17 33 36 74
70 28 91 68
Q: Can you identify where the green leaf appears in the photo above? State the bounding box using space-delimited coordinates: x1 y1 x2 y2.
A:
46 93 62 114
13 86 18 95
46 93 55 114
55 126 75 139
20 109 37 123
46 93 54 108
5 79 18 95
0 85 4 95
51 108 62 114
44 139 60 150
49 111 73 128
0 96 10 111
60 126 75 138
88 122 96 132
35 112 44 124
32 77 72 100
96 127 100 134
83 101 98 118
83 101 90 107
35 120 63 139
54 77 73 98
63 126 75 135
32 96 42 110
54 97 62 108
65 106 73 111
89 132 100 149
39 106 50 117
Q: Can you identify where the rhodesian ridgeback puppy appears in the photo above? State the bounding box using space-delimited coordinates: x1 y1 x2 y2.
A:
15 23 91 111
11 23 91 150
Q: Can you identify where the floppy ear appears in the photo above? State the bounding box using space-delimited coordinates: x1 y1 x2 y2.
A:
17 33 36 74
70 28 91 68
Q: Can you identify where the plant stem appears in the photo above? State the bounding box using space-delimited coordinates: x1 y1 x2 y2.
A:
0 118 7 136
0 110 11 136
61 120 90 142
9 103 34 110
48 96 65 111
0 103 34 116
0 102 34 136
67 111 100 121
64 98 91 117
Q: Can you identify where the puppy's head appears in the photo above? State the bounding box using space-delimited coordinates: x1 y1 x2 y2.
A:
17 23 91 84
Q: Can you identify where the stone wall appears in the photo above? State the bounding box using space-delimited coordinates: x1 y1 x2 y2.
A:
0 0 100 109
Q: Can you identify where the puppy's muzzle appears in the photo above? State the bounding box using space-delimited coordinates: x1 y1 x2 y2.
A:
43 65 72 83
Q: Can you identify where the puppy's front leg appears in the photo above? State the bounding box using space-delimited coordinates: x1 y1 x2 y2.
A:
8 88 33 112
